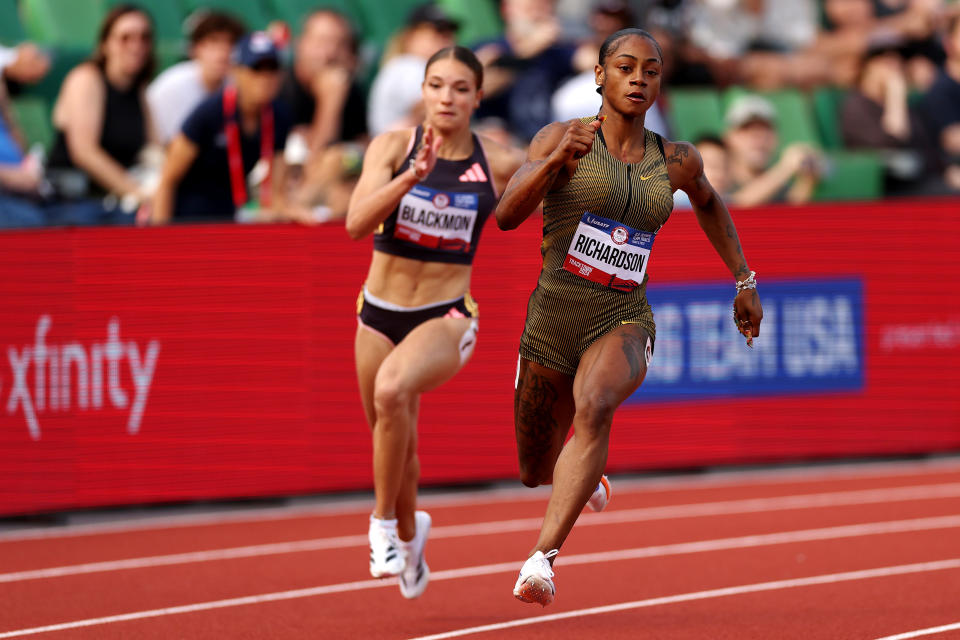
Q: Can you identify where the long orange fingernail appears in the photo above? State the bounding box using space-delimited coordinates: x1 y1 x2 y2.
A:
598 115 607 122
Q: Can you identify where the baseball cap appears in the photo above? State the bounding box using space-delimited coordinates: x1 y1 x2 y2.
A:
725 95 776 129
406 3 460 32
233 31 280 68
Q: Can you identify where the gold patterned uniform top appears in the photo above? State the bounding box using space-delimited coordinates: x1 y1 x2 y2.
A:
518 120 675 376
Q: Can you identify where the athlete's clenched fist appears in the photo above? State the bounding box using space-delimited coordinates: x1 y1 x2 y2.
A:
550 116 605 164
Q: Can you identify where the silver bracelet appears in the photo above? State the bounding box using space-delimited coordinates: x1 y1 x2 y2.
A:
735 271 757 293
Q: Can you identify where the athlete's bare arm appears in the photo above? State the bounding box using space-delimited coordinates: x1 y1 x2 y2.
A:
667 139 763 340
477 134 526 197
494 118 603 231
345 127 441 240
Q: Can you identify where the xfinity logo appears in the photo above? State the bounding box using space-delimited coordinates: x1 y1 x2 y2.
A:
1 316 160 440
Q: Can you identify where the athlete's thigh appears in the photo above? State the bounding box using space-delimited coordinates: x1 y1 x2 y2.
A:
513 358 575 481
376 316 477 395
355 325 394 428
573 322 652 414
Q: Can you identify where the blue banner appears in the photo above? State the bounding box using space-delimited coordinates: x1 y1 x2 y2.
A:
632 277 865 403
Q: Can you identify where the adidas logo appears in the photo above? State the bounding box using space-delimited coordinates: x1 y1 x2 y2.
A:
458 162 488 182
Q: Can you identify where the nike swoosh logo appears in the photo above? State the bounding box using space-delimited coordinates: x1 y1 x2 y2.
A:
638 174 658 180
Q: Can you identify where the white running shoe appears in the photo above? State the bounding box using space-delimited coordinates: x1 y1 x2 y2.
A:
513 549 559 606
399 511 432 599
587 475 612 512
369 515 406 578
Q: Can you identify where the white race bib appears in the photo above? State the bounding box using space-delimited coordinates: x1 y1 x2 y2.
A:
563 212 656 292
395 185 478 253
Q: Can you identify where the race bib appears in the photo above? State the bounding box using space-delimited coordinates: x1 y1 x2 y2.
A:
563 212 656 292
395 185 478 253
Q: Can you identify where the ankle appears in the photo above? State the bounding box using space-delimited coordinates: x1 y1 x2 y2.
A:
370 513 398 528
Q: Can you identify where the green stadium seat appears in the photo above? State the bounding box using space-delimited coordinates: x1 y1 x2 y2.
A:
437 0 503 46
180 0 271 31
264 0 364 36
0 0 27 45
813 151 884 201
9 96 53 151
21 0 107 49
24 46 87 103
665 88 724 142
356 0 425 47
723 87 821 152
812 87 844 150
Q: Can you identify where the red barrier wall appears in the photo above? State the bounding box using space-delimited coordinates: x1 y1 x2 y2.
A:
1 198 958 516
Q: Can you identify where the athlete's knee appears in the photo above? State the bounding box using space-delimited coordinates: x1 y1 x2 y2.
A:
518 465 549 488
517 456 553 487
574 391 617 437
373 373 414 418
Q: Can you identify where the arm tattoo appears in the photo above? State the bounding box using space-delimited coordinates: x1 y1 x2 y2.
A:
726 222 744 263
667 144 689 167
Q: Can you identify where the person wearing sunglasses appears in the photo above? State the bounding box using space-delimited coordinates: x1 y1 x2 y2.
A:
46 4 159 225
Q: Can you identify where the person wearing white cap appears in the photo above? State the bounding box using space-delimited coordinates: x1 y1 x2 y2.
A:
723 94 823 207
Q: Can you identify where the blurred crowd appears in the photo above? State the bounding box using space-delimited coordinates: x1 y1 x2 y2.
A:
1 0 959 230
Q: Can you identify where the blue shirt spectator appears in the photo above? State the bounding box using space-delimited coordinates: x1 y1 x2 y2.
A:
0 114 22 165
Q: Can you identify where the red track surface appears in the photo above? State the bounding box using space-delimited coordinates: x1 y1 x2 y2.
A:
2 461 960 639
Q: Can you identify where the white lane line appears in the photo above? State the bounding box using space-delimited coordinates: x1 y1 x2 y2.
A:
3 556 960 640
873 622 960 640
406 559 960 640
1 517 959 637
3 457 959 542
4 483 960 583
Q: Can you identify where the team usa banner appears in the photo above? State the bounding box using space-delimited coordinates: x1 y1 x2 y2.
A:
1 198 959 515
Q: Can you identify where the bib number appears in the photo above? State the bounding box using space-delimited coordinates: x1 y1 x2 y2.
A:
563 212 655 292
395 185 478 253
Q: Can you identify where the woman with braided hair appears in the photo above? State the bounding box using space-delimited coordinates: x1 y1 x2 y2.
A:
496 28 763 607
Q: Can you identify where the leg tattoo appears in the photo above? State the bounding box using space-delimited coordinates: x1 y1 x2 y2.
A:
619 330 648 382
515 371 561 481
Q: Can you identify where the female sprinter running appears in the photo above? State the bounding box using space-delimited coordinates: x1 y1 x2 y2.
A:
495 28 764 606
346 45 522 599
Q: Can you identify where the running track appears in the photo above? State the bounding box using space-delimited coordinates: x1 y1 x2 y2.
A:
2 459 960 639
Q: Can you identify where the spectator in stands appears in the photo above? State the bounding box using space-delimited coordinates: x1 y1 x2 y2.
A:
922 11 960 191
150 32 303 224
280 9 366 151
814 0 943 87
473 0 591 141
46 4 158 225
0 42 50 86
841 44 943 194
0 50 50 228
673 134 732 209
368 3 458 136
550 0 669 136
697 134 733 197
147 11 245 146
723 94 823 206
277 9 367 222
